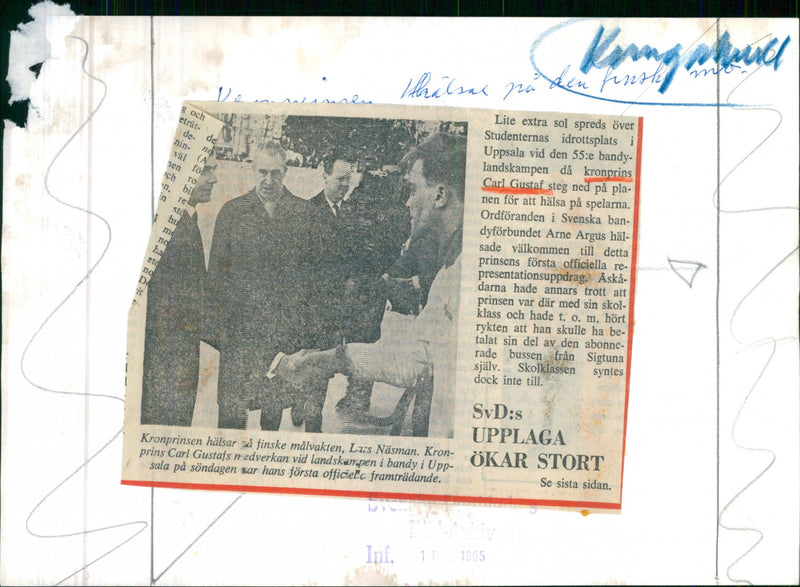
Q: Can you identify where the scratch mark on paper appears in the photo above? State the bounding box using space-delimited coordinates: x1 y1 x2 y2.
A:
713 71 792 215
719 245 797 586
636 259 708 288
714 44 799 584
25 429 147 585
152 494 243 584
718 350 779 586
666 258 707 287
19 35 147 585
611 20 796 580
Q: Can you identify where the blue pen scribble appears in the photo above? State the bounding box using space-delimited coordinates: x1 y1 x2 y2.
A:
530 19 789 107
579 25 790 94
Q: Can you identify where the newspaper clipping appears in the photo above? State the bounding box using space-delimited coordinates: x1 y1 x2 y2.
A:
122 101 642 511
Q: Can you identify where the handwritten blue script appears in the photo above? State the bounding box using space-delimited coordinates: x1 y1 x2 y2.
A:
400 73 489 99
217 86 372 104
530 19 792 107
579 25 791 94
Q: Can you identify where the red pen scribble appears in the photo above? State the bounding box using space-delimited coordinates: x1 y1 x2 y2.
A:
480 186 554 195
584 176 634 183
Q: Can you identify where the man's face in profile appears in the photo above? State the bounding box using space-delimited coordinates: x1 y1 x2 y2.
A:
323 159 352 205
253 152 286 202
189 155 218 206
404 158 439 239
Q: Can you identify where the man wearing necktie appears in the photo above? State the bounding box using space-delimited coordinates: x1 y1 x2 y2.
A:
307 150 407 424
204 142 319 430
309 151 356 342
141 154 218 426
274 133 465 439
306 152 356 429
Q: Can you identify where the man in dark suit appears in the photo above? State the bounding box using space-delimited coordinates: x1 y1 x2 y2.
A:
308 151 407 418
308 152 353 347
141 155 218 426
204 142 319 430
277 132 466 439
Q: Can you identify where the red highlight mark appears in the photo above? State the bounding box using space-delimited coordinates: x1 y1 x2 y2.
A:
618 116 644 511
121 479 622 510
583 176 634 183
481 186 554 195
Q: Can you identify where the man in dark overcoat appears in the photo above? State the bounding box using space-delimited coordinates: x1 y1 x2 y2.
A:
204 142 319 430
141 156 218 426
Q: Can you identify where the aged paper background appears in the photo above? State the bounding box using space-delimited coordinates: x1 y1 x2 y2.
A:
2 14 798 585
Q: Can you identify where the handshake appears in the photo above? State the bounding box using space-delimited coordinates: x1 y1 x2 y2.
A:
267 347 341 392
265 347 341 432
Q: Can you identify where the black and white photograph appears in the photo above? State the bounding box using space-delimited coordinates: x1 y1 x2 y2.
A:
125 102 641 507
140 112 468 438
4 14 797 585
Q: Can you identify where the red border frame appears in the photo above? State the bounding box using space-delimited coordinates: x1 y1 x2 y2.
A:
616 116 644 510
121 479 622 510
123 118 644 511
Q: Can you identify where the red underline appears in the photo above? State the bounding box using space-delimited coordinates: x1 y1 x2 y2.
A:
584 177 634 183
480 187 554 195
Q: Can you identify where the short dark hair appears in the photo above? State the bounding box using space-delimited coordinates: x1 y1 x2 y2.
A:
407 133 466 202
321 148 354 175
